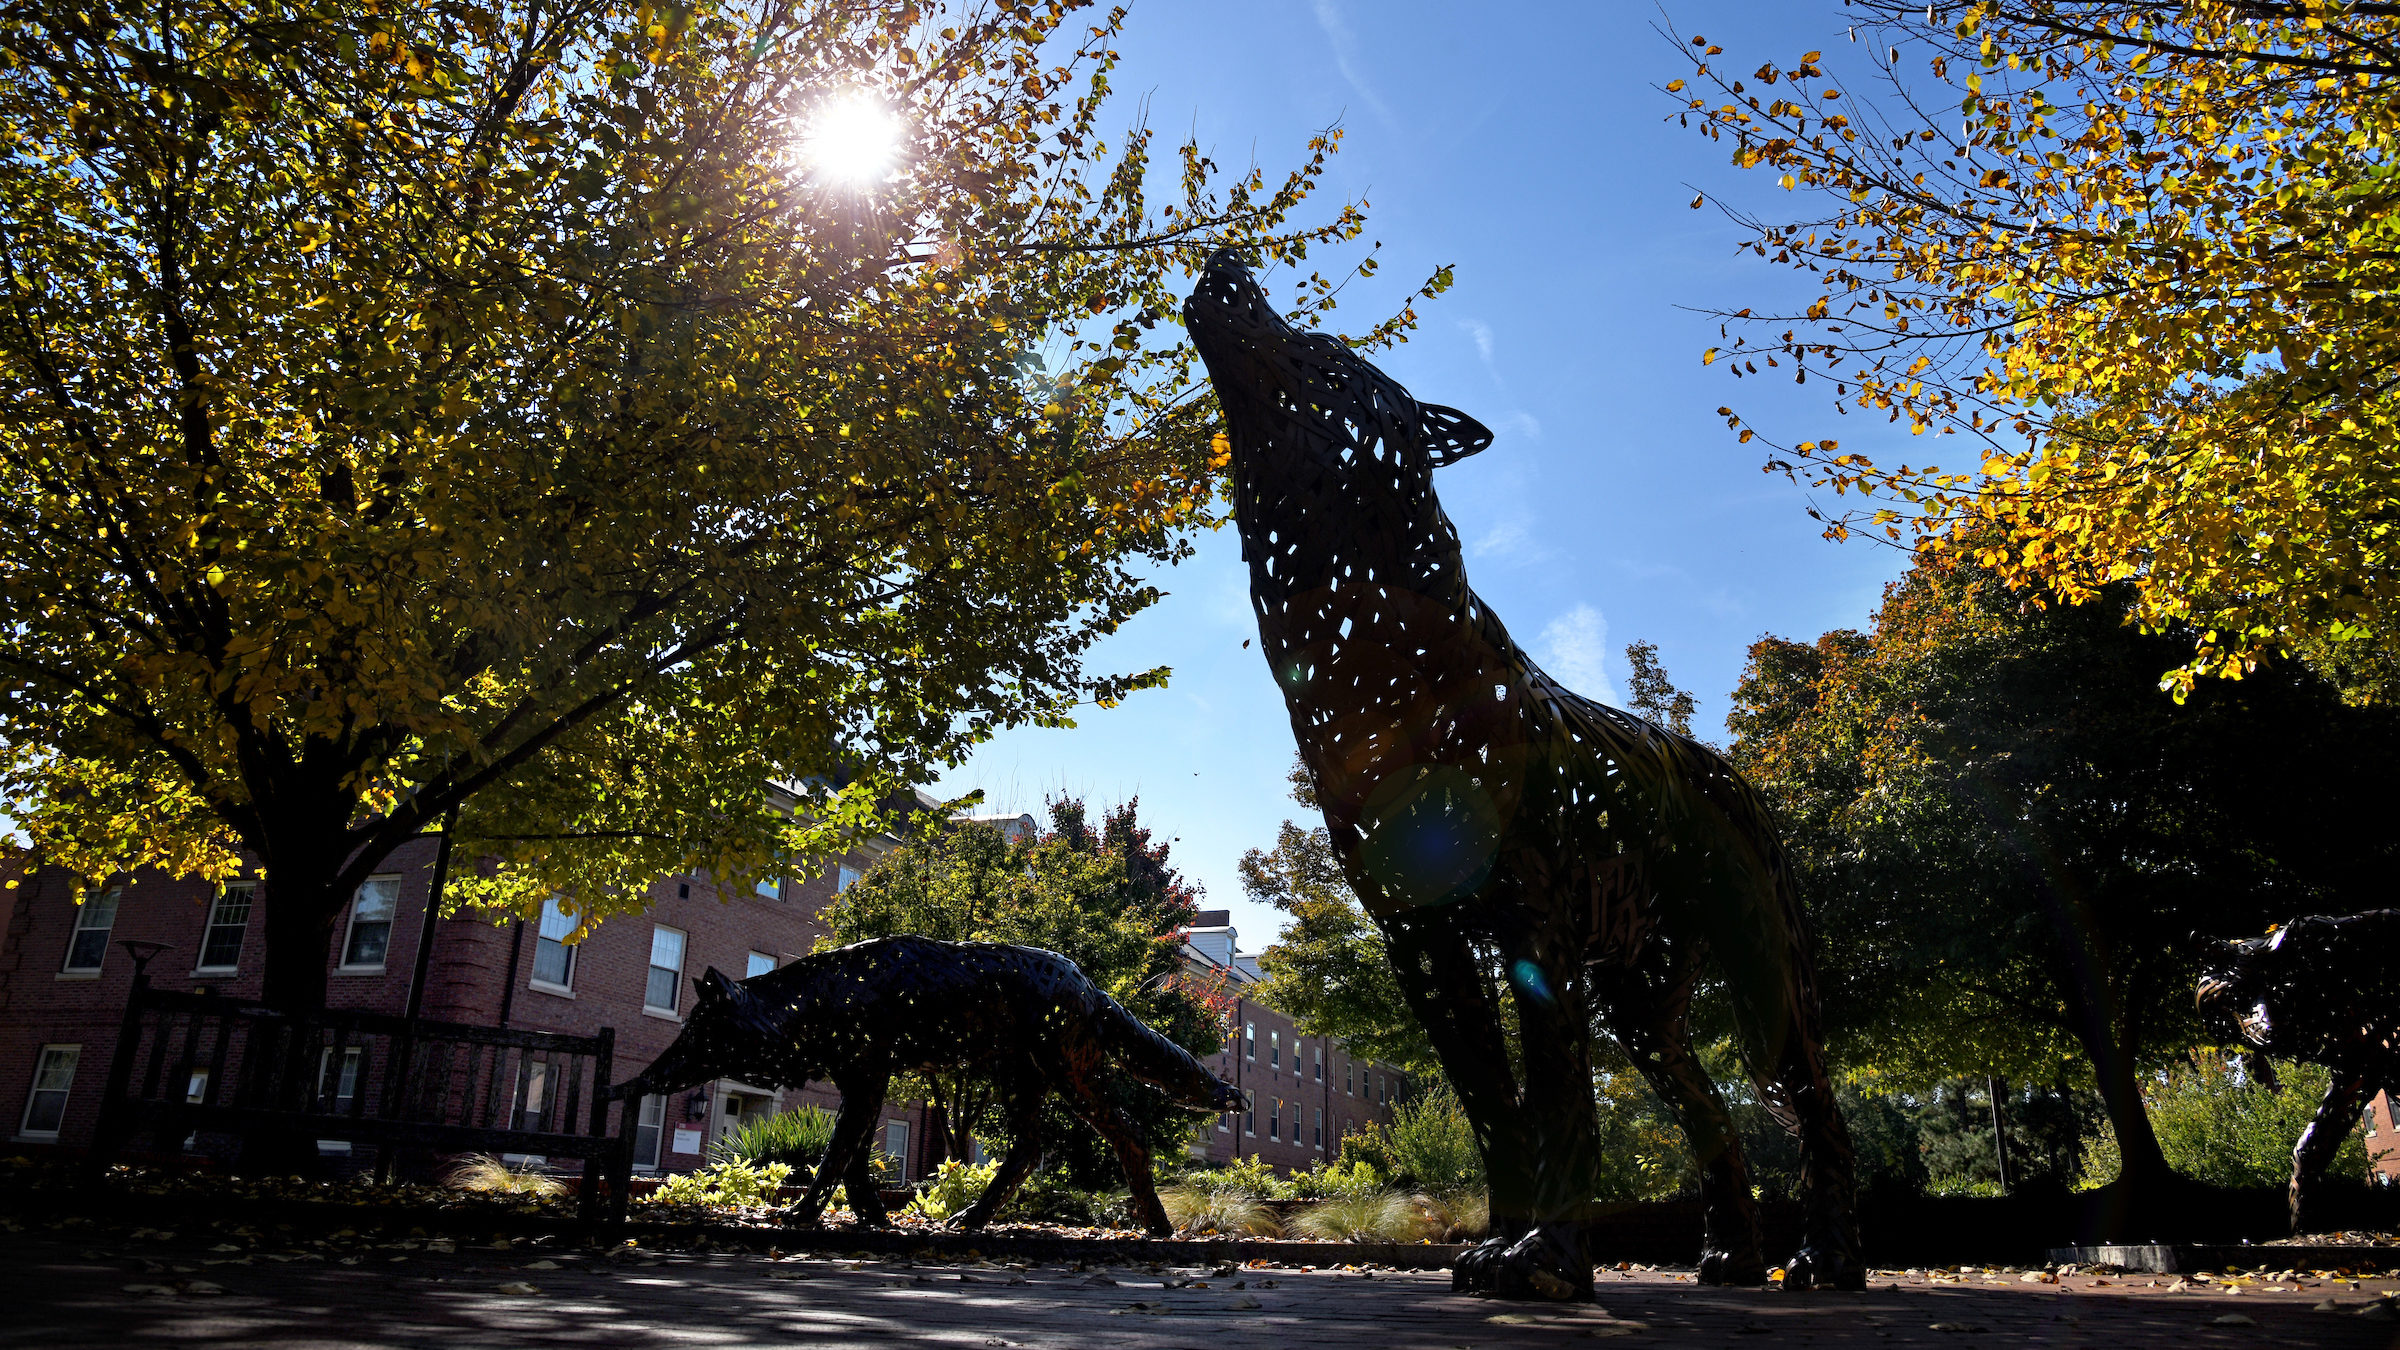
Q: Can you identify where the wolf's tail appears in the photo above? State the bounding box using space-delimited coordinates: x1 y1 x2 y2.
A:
1093 993 1245 1113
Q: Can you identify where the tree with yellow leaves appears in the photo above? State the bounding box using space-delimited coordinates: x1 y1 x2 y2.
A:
0 0 1439 1012
1673 1 2400 695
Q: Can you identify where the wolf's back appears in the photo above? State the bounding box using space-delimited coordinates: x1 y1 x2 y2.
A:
1088 990 1233 1109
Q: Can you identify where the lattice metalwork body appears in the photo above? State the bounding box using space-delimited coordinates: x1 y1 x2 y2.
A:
2200 911 2400 1231
620 934 1243 1235
1185 251 1860 1297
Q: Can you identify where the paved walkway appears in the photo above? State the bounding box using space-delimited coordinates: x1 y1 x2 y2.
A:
4 1222 2397 1348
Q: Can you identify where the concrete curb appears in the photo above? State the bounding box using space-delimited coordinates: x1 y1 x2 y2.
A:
2046 1243 2400 1273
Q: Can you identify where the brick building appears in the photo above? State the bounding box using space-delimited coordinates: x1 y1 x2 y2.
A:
2 824 1406 1186
0 791 953 1181
1178 910 1408 1176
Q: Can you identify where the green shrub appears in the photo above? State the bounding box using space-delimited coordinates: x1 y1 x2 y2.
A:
642 1160 793 1210
904 1158 1000 1223
1159 1185 1282 1236
2079 1051 2382 1189
1183 1153 1289 1199
708 1106 836 1172
1287 1156 1385 1200
1383 1087 1484 1195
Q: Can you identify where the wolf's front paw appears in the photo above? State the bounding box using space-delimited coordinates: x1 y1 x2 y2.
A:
1696 1247 1767 1286
1778 1246 1865 1292
1450 1226 1590 1301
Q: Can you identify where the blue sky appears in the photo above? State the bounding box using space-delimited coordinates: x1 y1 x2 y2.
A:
936 1 1915 946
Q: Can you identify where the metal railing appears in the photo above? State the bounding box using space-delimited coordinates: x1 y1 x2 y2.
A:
87 975 633 1222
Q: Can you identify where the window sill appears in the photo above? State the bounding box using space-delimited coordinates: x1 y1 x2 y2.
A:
333 966 387 978
527 980 576 999
54 971 100 982
13 1133 60 1144
190 968 238 980
641 1006 682 1023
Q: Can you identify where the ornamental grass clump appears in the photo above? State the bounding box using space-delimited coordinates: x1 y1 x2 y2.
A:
1158 1185 1283 1237
1411 1187 1490 1241
1292 1189 1423 1242
442 1154 567 1198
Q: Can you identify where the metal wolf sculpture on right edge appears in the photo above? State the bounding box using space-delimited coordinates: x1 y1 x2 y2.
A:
1185 252 1860 1299
2198 911 2400 1233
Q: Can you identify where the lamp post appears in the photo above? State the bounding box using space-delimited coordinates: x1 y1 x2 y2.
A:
116 939 171 990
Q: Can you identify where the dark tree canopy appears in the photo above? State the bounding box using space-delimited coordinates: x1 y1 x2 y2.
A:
1729 550 2400 1187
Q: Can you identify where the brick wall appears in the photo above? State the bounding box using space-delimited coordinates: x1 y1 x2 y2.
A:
1188 990 1406 1176
0 839 926 1178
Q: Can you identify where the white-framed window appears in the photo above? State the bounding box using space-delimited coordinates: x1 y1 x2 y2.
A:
341 876 401 970
1269 1098 1281 1141
645 926 687 1014
1244 1021 1255 1061
1313 1044 1323 1081
1270 1030 1280 1070
1379 1075 1388 1105
62 887 120 974
1346 1059 1354 1096
634 1094 665 1171
514 1059 552 1132
1245 1098 1256 1136
182 1069 211 1151
531 897 578 991
318 1046 363 1111
1315 1108 1324 1150
196 885 254 973
755 875 783 900
884 1119 909 1180
745 950 776 979
1219 1111 1231 1134
19 1045 79 1138
836 864 863 893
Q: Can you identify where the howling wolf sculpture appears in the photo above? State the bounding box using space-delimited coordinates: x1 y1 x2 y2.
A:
1185 252 1860 1298
618 935 1244 1234
2198 911 2400 1232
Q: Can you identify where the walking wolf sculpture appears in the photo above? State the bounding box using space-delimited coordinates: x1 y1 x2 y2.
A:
617 935 1245 1234
2198 911 2400 1232
1184 252 1860 1298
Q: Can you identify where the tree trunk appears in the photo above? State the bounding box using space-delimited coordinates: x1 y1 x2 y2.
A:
258 873 344 1015
238 865 352 1175
2067 983 2172 1188
1987 1075 2011 1195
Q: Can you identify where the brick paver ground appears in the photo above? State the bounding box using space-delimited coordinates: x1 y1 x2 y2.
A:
4 1224 2396 1348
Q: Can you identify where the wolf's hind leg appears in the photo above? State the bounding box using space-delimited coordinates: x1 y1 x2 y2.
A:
1058 1074 1171 1237
1748 993 1863 1291
1600 955 1763 1286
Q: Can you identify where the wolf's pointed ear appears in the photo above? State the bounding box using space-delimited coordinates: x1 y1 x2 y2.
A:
1419 402 1494 467
695 966 731 1002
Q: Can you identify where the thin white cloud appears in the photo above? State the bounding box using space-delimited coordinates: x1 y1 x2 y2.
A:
1312 0 1396 124
1461 318 1495 363
1470 520 1531 560
1538 604 1619 705
1496 410 1542 442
